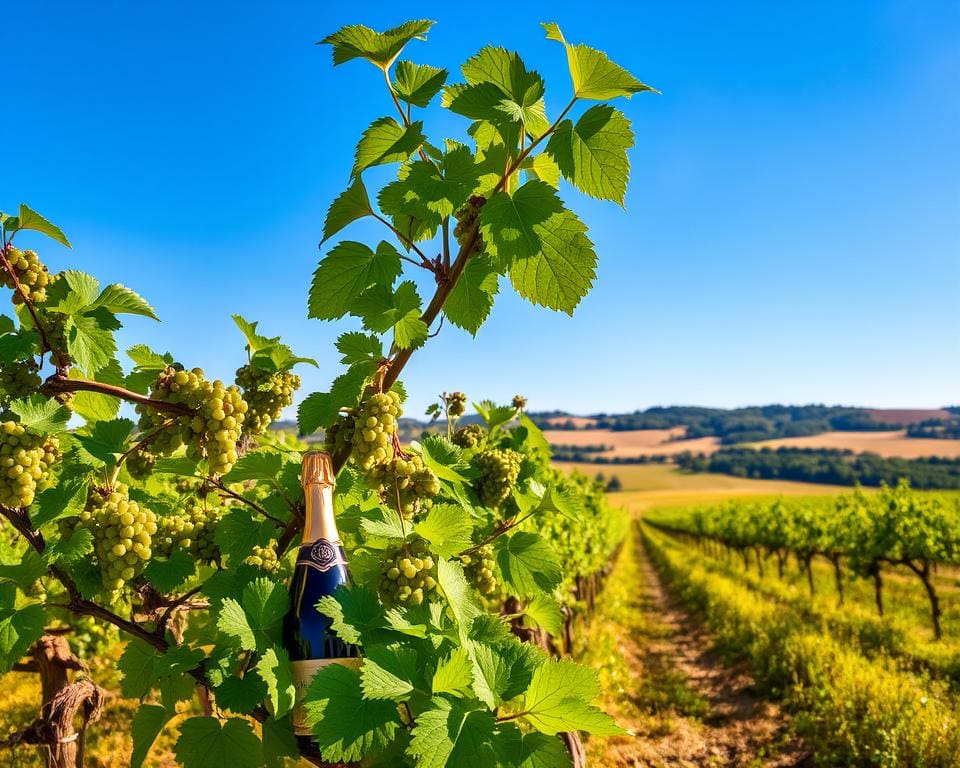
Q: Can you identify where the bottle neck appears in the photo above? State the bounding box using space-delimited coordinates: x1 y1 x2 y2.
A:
302 483 339 545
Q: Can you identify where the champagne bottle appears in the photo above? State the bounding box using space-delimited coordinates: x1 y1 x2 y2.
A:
283 450 360 741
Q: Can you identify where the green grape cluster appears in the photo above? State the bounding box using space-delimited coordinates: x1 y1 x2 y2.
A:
235 364 301 435
460 544 498 596
244 539 280 572
0 360 41 406
474 448 522 508
367 453 440 519
446 391 467 418
380 537 437 606
351 391 402 471
155 501 222 562
42 309 73 368
1 247 52 304
78 484 158 590
126 449 157 480
453 195 486 256
137 365 248 475
512 395 527 411
0 421 59 508
323 412 356 455
452 423 488 449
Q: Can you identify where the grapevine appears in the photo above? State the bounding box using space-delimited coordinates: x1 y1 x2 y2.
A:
0 18 655 768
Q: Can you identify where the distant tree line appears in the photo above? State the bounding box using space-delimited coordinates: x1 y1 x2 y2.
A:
906 418 960 440
550 443 611 453
551 450 672 465
674 447 960 489
532 404 911 443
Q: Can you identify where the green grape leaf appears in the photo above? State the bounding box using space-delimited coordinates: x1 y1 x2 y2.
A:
352 280 427 350
70 359 124 423
118 640 161 698
47 526 94 565
297 361 373 434
262 716 299 768
90 284 159 320
461 47 549 135
525 152 561 188
507 730 572 768
11 204 71 248
336 332 383 365
520 659 622 736
360 507 407 542
0 327 39 363
541 23 659 100
155 644 205 677
7 395 71 434
217 598 257 651
0 549 46 588
315 584 386 646
231 315 275 353
151 456 201 477
67 308 120 375
479 180 563 264
309 240 403 321
215 673 269 715
241 577 289 651
222 451 284 484
174 717 263 768
508 209 597 315
303 663 403 763
495 531 562 597
414 504 474 558
0 604 45 673
431 648 474 698
352 117 426 177
407 698 498 768
442 82 510 124
322 178 373 244
130 704 169 768
320 20 434 69
546 105 633 205
143 549 196 593
468 641 512 708
360 644 422 701
522 594 563 637
437 558 481 630
32 476 88 527
44 269 100 313
214 508 276 565
443 255 499 335
126 344 173 370
380 145 481 221
394 61 448 107
256 647 297 718
73 417 136 463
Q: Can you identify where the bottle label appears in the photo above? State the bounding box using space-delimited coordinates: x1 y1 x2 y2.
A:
291 657 361 735
296 538 347 573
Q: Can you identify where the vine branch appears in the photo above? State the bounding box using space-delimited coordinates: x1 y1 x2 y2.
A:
42 373 194 417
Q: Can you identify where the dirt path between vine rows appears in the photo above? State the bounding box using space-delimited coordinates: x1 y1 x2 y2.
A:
598 537 811 767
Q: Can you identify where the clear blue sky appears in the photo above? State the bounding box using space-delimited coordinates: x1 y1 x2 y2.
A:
5 1 958 417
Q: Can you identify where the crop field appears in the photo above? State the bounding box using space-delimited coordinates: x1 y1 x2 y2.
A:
751 429 960 458
548 427 960 461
